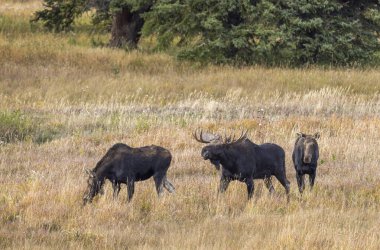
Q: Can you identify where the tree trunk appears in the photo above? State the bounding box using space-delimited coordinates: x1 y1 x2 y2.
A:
109 7 145 48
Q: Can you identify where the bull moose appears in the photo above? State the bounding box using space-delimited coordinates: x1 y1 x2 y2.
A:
194 130 290 201
83 143 175 204
292 132 320 193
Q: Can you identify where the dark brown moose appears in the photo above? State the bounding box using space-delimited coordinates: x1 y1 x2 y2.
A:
292 132 320 193
83 143 175 204
194 130 290 201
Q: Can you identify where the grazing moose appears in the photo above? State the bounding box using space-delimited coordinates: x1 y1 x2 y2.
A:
292 132 320 193
83 143 175 205
194 130 290 201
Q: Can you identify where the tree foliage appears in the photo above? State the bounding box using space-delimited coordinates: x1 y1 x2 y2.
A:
33 0 380 66
144 0 380 66
32 0 88 32
276 0 380 65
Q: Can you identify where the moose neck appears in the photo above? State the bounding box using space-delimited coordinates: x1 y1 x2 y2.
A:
218 146 236 169
92 172 105 192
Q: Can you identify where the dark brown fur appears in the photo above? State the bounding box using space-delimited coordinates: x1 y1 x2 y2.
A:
292 132 320 193
83 143 175 204
201 139 290 201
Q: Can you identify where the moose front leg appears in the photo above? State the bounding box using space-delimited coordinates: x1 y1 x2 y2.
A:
296 172 305 194
245 178 254 200
112 181 121 199
219 175 231 194
309 170 316 190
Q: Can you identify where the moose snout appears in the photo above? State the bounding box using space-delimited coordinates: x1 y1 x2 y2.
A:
304 155 312 164
202 150 210 160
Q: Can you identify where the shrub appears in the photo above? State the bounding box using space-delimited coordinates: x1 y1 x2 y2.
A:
0 111 65 144
0 111 34 143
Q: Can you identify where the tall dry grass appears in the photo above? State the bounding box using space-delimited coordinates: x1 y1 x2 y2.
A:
1 1 380 249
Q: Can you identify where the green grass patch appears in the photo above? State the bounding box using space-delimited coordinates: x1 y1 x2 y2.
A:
0 14 31 34
0 110 65 144
135 117 152 133
33 121 65 144
0 110 34 143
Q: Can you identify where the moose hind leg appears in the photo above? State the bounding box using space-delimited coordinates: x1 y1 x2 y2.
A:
163 176 175 193
153 173 165 197
127 179 135 202
276 175 290 202
264 176 275 194
245 178 254 200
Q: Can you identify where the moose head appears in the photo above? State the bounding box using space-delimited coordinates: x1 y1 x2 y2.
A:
296 132 320 164
82 168 104 205
193 129 248 170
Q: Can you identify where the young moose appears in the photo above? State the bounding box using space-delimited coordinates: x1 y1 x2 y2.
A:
83 143 175 204
292 132 320 193
194 130 290 201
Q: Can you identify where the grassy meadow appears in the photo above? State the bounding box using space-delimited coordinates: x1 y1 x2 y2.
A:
1 1 380 249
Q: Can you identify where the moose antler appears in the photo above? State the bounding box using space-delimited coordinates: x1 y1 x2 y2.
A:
84 168 95 178
224 129 232 143
224 130 248 144
193 129 222 143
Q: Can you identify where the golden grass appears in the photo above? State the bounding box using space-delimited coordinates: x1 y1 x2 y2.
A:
1 1 380 249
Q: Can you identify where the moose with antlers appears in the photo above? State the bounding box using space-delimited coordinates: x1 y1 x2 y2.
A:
193 130 290 201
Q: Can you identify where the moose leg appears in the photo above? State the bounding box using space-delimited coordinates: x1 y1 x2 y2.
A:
264 176 275 194
309 170 316 190
163 176 175 193
153 173 165 197
112 181 121 199
127 179 135 202
276 175 290 202
219 175 231 194
245 178 254 200
296 173 305 194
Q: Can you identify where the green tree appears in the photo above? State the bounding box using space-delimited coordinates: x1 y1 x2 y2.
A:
33 0 380 66
144 0 380 66
276 0 380 65
143 0 280 64
32 0 88 32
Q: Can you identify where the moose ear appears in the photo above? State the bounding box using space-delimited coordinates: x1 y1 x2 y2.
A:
313 132 320 140
296 132 305 138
